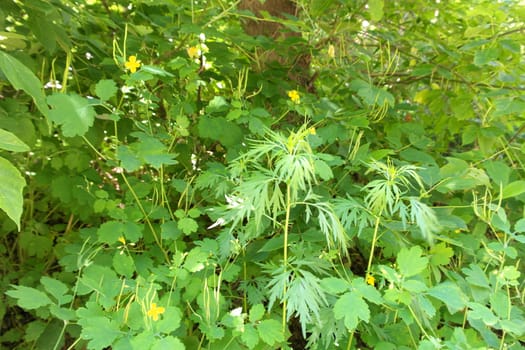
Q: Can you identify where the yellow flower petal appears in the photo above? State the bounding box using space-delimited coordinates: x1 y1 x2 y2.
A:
147 302 165 321
118 236 126 245
366 275 375 286
187 46 200 59
287 90 300 104
125 55 141 73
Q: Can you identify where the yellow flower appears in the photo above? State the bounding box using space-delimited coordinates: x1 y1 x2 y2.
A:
118 236 126 245
327 44 335 59
309 127 316 135
125 55 141 73
366 275 375 286
147 303 165 321
187 46 200 59
287 90 300 104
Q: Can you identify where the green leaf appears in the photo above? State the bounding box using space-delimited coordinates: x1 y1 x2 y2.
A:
112 252 135 278
41 276 72 305
397 246 429 278
427 282 468 314
241 324 259 349
95 79 118 101
6 285 53 310
0 156 26 230
500 180 525 199
178 217 198 235
157 306 182 334
0 128 30 152
78 316 121 350
467 302 499 326
257 319 284 346
0 51 50 117
46 93 96 137
334 292 370 330
152 336 185 350
320 277 350 294
249 304 265 323
314 159 333 180
429 243 454 266
368 0 384 21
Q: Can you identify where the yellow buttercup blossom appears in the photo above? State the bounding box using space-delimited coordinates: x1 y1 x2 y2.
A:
125 55 141 73
147 303 165 321
287 90 300 104
118 236 126 245
187 46 200 59
366 275 375 286
309 127 316 135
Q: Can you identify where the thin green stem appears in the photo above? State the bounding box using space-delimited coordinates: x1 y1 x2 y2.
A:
365 216 381 279
282 182 292 335
121 172 170 263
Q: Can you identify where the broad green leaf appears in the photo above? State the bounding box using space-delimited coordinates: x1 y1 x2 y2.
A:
515 218 525 233
95 79 118 101
501 180 525 199
249 304 265 323
47 93 96 137
397 246 429 278
427 282 468 314
403 279 428 293
157 307 182 334
0 128 30 152
314 159 333 180
41 276 72 305
6 285 52 310
257 319 284 346
368 0 384 21
463 264 490 289
0 51 49 117
78 316 121 350
334 292 370 330
112 252 135 278
152 336 185 350
0 156 26 230
241 324 259 349
49 304 76 321
429 243 454 266
320 277 350 294
467 302 498 326
178 217 198 235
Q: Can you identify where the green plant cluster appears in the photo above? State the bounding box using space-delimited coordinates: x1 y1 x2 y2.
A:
1 0 524 349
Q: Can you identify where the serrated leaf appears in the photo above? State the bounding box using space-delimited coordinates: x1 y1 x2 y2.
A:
334 292 370 330
95 79 118 101
0 51 50 117
430 243 454 266
49 304 76 321
157 306 182 334
6 285 52 310
178 217 198 235
467 302 499 326
47 93 96 137
427 281 468 314
0 157 26 230
78 316 121 350
152 336 185 350
397 246 429 278
241 324 259 349
403 279 428 293
249 304 265 323
257 319 284 346
41 276 72 305
320 277 349 294
0 128 30 152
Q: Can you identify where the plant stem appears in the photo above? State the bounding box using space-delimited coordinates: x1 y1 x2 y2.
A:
282 183 292 335
121 172 170 263
365 215 381 279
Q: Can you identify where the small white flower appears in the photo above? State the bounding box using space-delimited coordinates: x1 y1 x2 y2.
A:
207 218 225 229
230 307 243 317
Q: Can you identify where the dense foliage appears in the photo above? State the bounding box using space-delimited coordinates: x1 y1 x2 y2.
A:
1 0 525 349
